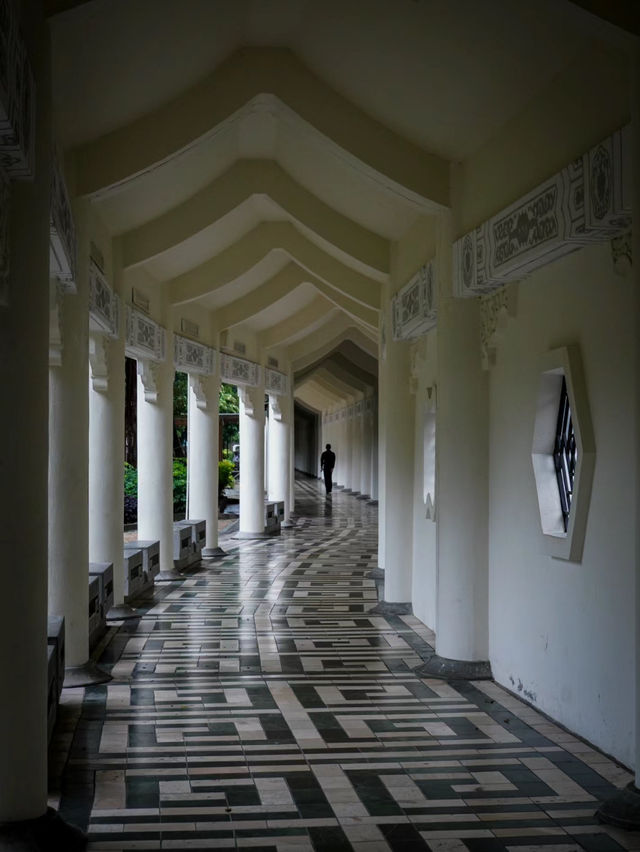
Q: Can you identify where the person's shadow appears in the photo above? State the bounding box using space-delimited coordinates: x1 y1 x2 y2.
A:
323 497 333 518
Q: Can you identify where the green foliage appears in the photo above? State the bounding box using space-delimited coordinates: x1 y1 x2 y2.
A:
174 371 188 417
218 459 235 495
173 458 187 513
219 383 239 413
124 462 138 497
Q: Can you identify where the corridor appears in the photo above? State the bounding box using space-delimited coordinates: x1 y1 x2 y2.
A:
51 482 634 852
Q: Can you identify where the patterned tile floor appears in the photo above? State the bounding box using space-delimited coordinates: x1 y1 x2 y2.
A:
50 478 638 851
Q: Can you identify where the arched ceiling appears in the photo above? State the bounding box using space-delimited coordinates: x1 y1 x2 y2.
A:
49 0 608 407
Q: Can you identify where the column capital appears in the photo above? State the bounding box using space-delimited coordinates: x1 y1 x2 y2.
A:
238 384 263 417
269 394 284 422
89 332 109 393
189 374 209 410
137 358 159 403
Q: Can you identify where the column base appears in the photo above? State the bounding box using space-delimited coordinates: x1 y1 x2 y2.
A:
0 807 86 851
234 531 273 540
356 494 370 500
366 567 385 579
414 653 492 681
350 490 361 496
366 499 379 506
342 488 353 494
368 601 412 615
63 660 112 688
202 546 227 558
155 568 184 581
106 604 139 621
596 782 640 830
280 521 294 529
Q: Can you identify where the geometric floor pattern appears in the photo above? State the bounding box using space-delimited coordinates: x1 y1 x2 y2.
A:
50 478 637 851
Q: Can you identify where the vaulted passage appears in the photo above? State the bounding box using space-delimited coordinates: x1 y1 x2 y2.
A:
50 481 632 850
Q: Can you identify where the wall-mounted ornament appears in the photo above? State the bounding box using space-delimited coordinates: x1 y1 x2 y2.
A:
611 229 632 277
479 284 518 370
89 260 119 338
49 150 76 291
265 367 288 396
125 305 166 362
220 352 261 387
174 333 215 376
180 317 199 338
0 12 35 181
453 126 631 297
392 260 437 341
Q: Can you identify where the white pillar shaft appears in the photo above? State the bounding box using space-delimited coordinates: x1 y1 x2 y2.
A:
632 44 640 788
351 407 361 493
435 275 489 663
371 400 379 500
239 385 266 535
268 395 291 521
49 205 91 669
187 373 220 551
137 354 174 574
360 409 371 496
89 331 126 604
0 11 50 816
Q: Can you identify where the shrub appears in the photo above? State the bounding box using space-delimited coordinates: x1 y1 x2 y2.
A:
124 462 138 496
218 459 235 496
173 458 187 513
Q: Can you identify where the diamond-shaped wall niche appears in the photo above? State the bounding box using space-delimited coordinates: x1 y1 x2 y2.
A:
531 345 595 562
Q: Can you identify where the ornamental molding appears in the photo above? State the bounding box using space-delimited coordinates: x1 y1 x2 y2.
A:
89 332 109 392
174 333 215 376
269 395 283 422
0 171 8 306
453 125 631 297
89 260 119 338
49 151 76 291
126 305 166 362
611 229 632 277
220 352 261 387
265 367 288 396
238 384 257 417
137 358 159 403
392 260 437 342
479 284 518 370
189 374 209 411
0 4 35 181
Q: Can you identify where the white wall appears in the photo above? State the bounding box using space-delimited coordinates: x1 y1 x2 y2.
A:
487 241 635 767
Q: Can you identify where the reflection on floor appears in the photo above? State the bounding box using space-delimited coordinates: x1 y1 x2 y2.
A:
50 478 636 851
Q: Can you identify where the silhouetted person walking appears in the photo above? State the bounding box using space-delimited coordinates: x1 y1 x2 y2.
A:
320 443 336 494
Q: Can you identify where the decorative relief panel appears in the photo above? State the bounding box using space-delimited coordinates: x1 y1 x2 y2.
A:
611 230 632 277
453 126 631 297
265 367 288 396
89 260 119 338
174 333 215 376
126 305 166 362
0 171 8 306
0 4 35 180
49 151 76 290
392 260 437 342
220 352 261 387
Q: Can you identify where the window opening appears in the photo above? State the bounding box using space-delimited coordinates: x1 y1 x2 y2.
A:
553 377 578 532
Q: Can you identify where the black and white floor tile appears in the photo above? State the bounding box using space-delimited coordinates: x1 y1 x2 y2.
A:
50 479 637 851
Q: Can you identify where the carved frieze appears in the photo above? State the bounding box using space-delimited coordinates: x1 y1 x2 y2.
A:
0 170 8 306
0 6 35 181
265 367 288 396
89 260 119 338
453 126 631 297
392 260 437 342
126 305 165 362
49 151 76 290
220 352 261 387
174 333 215 376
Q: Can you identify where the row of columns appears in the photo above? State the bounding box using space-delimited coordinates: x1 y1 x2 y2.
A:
321 395 378 500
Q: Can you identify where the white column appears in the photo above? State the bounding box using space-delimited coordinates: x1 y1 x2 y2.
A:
434 214 489 666
49 203 110 686
238 384 266 537
344 404 354 489
351 400 362 495
379 300 414 600
187 372 223 556
89 329 128 613
137 350 176 577
370 395 379 501
360 399 371 498
0 16 50 818
634 41 640 798
268 393 292 524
